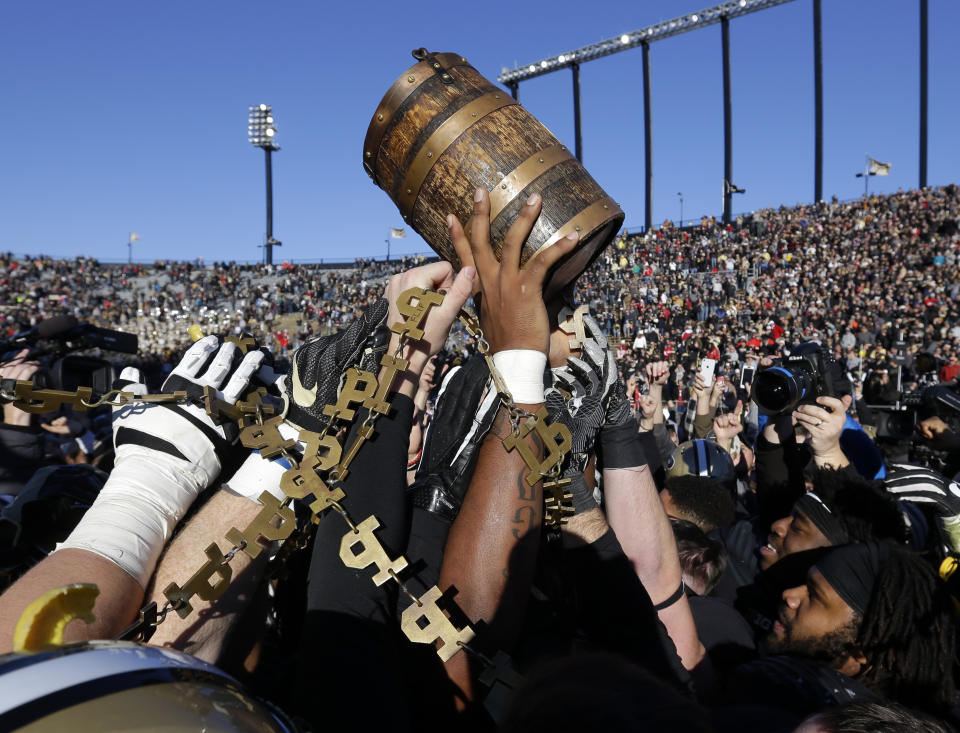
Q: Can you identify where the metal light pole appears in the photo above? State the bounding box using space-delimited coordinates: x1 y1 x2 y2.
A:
721 15 733 225
642 42 653 231
813 0 823 202
678 192 684 226
571 62 583 162
919 0 928 188
248 104 281 265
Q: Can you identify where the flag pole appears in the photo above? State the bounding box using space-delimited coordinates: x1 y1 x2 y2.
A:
385 237 390 262
864 155 869 197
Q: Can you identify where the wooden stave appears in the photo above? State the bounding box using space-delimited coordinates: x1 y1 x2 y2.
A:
363 52 470 185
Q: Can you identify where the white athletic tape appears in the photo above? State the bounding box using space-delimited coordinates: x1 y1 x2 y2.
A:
57 455 209 587
492 350 547 404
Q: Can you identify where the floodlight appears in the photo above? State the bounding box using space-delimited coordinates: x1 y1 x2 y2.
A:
248 104 279 150
498 0 796 84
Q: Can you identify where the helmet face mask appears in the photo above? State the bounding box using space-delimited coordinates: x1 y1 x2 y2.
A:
666 439 736 491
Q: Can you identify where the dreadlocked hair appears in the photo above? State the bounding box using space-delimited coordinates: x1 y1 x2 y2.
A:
857 543 956 714
811 468 908 544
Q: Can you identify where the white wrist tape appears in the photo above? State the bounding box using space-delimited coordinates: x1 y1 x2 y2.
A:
492 350 547 404
56 454 207 587
223 422 302 503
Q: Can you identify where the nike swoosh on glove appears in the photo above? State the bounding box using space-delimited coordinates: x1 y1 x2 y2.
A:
283 297 389 432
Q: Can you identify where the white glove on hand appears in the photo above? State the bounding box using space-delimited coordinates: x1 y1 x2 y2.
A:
58 336 264 586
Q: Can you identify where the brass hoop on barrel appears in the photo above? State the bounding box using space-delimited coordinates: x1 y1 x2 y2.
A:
396 92 518 220
464 143 575 240
525 196 622 268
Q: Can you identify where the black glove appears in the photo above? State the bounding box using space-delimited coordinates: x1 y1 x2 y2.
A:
283 298 389 431
598 383 646 470
546 314 617 472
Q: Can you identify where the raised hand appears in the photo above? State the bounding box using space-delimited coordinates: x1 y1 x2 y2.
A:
383 261 475 374
713 399 744 451
448 188 579 356
793 395 849 468
645 360 670 386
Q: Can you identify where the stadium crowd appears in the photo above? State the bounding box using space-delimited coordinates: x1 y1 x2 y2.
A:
0 184 958 732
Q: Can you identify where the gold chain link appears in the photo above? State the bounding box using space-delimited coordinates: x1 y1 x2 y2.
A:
118 289 562 680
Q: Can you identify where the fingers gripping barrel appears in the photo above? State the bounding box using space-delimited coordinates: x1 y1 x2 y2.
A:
363 48 624 300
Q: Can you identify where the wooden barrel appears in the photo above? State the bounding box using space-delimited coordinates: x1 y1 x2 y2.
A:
363 48 624 300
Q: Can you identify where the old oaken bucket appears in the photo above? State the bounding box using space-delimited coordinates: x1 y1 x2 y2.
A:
363 48 625 300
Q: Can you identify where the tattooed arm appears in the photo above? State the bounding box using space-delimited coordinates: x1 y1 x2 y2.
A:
437 400 545 702
441 186 578 702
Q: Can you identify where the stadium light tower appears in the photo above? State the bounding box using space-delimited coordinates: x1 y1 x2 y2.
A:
248 104 281 265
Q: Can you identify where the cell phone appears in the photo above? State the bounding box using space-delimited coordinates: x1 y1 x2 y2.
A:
740 366 755 389
698 358 717 387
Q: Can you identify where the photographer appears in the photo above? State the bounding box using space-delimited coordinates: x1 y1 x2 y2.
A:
0 349 48 497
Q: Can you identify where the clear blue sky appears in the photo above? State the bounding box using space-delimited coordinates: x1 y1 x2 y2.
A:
2 0 957 263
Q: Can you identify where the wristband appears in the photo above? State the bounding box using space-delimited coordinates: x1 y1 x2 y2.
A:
652 580 686 611
407 447 423 470
222 421 302 503
492 350 547 404
599 419 648 469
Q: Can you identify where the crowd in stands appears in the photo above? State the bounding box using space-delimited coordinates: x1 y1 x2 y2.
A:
0 184 959 731
2 186 957 393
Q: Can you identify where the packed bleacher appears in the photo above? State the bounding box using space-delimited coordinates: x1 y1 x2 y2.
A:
2 186 957 389
0 184 959 732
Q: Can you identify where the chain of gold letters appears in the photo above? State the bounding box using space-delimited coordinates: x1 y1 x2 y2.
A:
13 293 572 676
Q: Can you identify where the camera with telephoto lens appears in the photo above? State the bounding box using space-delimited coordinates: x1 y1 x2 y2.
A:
751 346 836 416
874 385 960 442
1 316 138 397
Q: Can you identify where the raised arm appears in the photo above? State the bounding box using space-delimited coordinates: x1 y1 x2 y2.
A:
601 387 706 671
0 339 263 651
440 188 577 699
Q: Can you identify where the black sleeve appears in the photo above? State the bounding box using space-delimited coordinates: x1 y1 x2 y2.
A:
304 394 413 618
754 428 809 523
294 395 462 730
565 529 693 695
0 424 47 495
